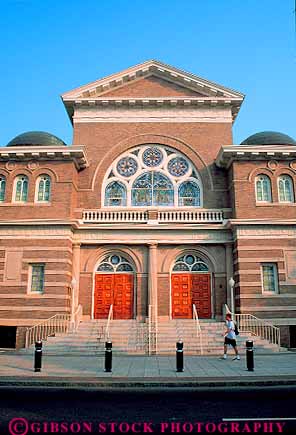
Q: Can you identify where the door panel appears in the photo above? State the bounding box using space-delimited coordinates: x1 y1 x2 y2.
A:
94 274 133 319
171 274 192 319
192 274 211 318
171 273 211 319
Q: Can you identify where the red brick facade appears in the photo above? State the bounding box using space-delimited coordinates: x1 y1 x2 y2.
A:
0 60 295 348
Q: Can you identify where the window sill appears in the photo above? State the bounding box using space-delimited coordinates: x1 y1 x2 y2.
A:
256 202 296 206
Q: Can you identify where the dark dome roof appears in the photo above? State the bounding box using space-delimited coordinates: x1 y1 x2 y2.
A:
241 131 296 146
7 131 66 147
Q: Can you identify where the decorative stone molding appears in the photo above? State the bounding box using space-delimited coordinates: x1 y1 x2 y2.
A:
5 161 16 171
27 160 39 171
267 160 278 171
0 146 89 171
216 145 296 168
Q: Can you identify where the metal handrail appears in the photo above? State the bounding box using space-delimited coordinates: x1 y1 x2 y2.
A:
25 313 71 348
148 305 157 355
105 304 113 341
73 304 83 331
223 304 281 350
193 304 203 355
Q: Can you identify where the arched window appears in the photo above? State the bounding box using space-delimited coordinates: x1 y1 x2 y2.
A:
0 176 6 202
36 175 51 202
105 181 127 206
103 144 203 207
178 181 200 206
278 175 294 203
255 175 272 202
14 175 28 202
172 254 209 272
97 254 133 272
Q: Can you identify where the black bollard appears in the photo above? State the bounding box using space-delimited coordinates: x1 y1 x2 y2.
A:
176 340 184 372
34 340 42 372
104 341 112 372
246 340 254 371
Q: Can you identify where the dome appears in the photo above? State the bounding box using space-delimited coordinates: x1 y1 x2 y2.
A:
7 131 66 147
241 131 296 146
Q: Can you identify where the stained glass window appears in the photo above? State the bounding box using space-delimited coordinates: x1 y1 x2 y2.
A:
262 264 278 293
173 254 209 272
30 264 45 293
142 147 163 167
105 181 127 206
178 181 200 206
97 255 134 273
131 173 152 206
15 175 28 202
0 176 6 202
116 157 138 177
37 175 51 202
168 157 189 177
132 172 174 206
97 263 113 272
104 145 203 207
278 175 294 202
256 175 272 202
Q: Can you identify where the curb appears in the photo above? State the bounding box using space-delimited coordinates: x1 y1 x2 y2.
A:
0 376 296 389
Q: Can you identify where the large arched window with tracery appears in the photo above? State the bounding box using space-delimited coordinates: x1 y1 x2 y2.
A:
103 144 202 207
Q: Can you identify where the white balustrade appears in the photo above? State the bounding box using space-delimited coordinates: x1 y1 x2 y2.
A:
82 209 224 224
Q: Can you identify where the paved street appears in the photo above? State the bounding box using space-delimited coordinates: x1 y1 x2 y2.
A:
0 386 295 434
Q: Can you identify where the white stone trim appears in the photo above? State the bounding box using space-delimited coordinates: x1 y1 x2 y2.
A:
0 146 89 170
73 105 233 123
62 60 244 100
216 145 296 168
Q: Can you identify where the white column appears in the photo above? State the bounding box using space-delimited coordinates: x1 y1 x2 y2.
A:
148 243 158 319
225 244 233 310
71 243 81 315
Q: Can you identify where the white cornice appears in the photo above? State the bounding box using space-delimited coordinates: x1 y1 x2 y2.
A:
61 60 244 124
216 145 296 168
62 60 244 99
0 145 89 170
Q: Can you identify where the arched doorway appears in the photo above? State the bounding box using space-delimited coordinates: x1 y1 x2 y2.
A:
94 254 134 319
171 254 211 319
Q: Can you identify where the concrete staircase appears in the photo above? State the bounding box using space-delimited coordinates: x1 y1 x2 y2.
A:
22 318 283 356
156 319 282 355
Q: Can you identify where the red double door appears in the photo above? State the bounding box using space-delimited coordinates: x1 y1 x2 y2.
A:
171 273 211 319
94 274 133 319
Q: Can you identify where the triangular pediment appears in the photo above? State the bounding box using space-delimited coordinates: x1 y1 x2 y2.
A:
62 60 244 100
94 75 205 98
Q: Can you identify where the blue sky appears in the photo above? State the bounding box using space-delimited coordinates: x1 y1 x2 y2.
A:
0 0 295 146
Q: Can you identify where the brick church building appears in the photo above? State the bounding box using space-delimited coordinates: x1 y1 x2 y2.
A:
0 60 295 349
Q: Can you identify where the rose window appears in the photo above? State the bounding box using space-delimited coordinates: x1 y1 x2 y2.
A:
168 157 189 177
116 157 138 177
142 147 163 167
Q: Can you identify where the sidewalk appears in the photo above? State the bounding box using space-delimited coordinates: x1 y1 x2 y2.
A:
0 350 296 388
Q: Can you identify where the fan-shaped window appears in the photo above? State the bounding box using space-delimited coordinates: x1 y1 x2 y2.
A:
0 176 6 202
14 175 28 202
97 255 134 273
105 181 127 206
173 254 209 272
278 175 294 203
178 181 200 206
255 175 272 202
36 175 51 202
103 144 203 207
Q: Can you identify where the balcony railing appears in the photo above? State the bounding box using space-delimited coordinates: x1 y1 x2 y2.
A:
82 209 224 224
